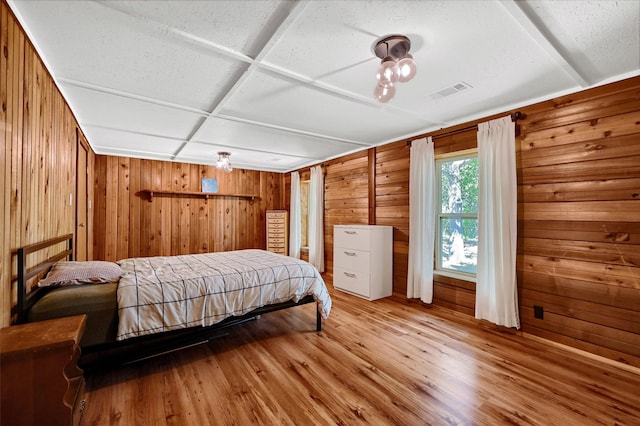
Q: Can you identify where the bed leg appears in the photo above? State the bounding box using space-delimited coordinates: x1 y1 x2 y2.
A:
316 308 322 332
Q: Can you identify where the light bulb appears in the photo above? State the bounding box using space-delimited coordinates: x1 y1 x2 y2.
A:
397 54 417 83
376 56 399 87
374 82 395 103
223 163 233 173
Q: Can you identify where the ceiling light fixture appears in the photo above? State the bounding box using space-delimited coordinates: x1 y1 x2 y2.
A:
215 151 233 173
373 34 417 102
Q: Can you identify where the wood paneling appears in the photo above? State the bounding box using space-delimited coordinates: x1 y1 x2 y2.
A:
93 156 285 261
1 1 88 326
4 0 639 368
75 130 93 261
382 77 640 367
287 76 640 368
516 78 640 368
286 151 370 282
1 1 12 328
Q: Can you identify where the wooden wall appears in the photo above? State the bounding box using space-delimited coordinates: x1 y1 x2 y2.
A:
289 77 640 368
516 79 640 367
284 150 371 277
3 0 639 368
93 156 285 261
375 130 479 303
1 1 88 326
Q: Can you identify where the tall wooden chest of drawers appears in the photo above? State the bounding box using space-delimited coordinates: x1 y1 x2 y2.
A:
266 210 288 255
333 225 393 300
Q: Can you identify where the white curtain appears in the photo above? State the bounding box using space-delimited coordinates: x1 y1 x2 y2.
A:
308 166 325 272
476 115 519 328
407 137 436 303
289 171 301 258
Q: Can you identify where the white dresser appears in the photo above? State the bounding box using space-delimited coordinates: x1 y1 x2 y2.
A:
333 225 393 300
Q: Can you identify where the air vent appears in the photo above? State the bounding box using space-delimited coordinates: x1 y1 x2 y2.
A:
428 81 473 100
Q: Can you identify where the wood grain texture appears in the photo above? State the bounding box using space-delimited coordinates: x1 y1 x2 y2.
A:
1 1 11 328
80 290 640 426
284 76 640 369
516 79 640 368
286 151 371 283
1 1 85 326
93 156 285 260
3 0 639 371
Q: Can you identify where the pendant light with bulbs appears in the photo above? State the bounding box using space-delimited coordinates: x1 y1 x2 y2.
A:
373 35 417 102
215 151 233 173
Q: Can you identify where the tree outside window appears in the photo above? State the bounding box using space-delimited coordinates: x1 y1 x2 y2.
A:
436 154 478 277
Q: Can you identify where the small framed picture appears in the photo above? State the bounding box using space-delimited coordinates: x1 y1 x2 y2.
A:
201 178 218 193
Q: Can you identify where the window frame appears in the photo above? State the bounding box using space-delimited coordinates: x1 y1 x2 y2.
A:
434 150 478 283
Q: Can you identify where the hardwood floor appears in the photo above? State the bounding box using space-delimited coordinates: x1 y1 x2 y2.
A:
81 290 640 425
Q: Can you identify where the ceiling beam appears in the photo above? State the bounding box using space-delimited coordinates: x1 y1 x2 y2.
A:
95 0 438 153
58 78 210 116
214 114 372 147
170 0 315 159
500 0 590 88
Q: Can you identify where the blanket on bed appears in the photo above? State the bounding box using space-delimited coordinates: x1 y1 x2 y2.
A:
116 250 332 340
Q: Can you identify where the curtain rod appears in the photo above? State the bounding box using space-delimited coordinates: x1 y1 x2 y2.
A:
405 111 524 147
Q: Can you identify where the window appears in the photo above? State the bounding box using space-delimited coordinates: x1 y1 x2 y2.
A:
300 180 310 249
436 153 478 279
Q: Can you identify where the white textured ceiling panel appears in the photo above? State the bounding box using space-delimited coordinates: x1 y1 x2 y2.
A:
516 1 640 85
178 142 307 172
12 0 247 111
219 69 437 143
9 0 640 172
263 1 509 91
86 127 184 159
103 0 296 58
190 117 362 159
60 84 206 140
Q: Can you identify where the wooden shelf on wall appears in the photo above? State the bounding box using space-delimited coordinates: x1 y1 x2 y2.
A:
139 189 260 203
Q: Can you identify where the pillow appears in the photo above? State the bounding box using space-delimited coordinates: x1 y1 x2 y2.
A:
38 261 123 287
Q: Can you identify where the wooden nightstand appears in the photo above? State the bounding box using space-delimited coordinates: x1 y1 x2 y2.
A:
1 315 87 426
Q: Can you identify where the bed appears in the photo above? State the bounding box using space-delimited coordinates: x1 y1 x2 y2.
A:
15 234 331 371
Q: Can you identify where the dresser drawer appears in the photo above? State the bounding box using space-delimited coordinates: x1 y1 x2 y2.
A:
334 247 370 273
333 225 392 301
334 267 370 298
334 227 370 251
266 210 288 255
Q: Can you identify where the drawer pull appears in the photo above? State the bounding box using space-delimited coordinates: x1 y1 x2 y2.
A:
345 231 357 235
344 251 356 256
344 272 356 278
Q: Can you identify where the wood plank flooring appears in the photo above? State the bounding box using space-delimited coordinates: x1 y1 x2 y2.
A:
81 290 640 425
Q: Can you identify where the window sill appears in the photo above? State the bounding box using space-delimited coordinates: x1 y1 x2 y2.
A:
434 269 477 284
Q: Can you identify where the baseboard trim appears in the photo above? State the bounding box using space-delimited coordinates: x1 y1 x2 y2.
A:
387 295 640 376
522 332 640 377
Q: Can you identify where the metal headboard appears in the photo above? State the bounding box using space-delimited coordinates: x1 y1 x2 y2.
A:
15 234 73 323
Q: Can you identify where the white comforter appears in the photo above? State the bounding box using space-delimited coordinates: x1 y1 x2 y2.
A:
116 249 332 340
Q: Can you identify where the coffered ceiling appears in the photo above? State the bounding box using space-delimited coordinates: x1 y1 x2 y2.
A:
8 0 640 172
